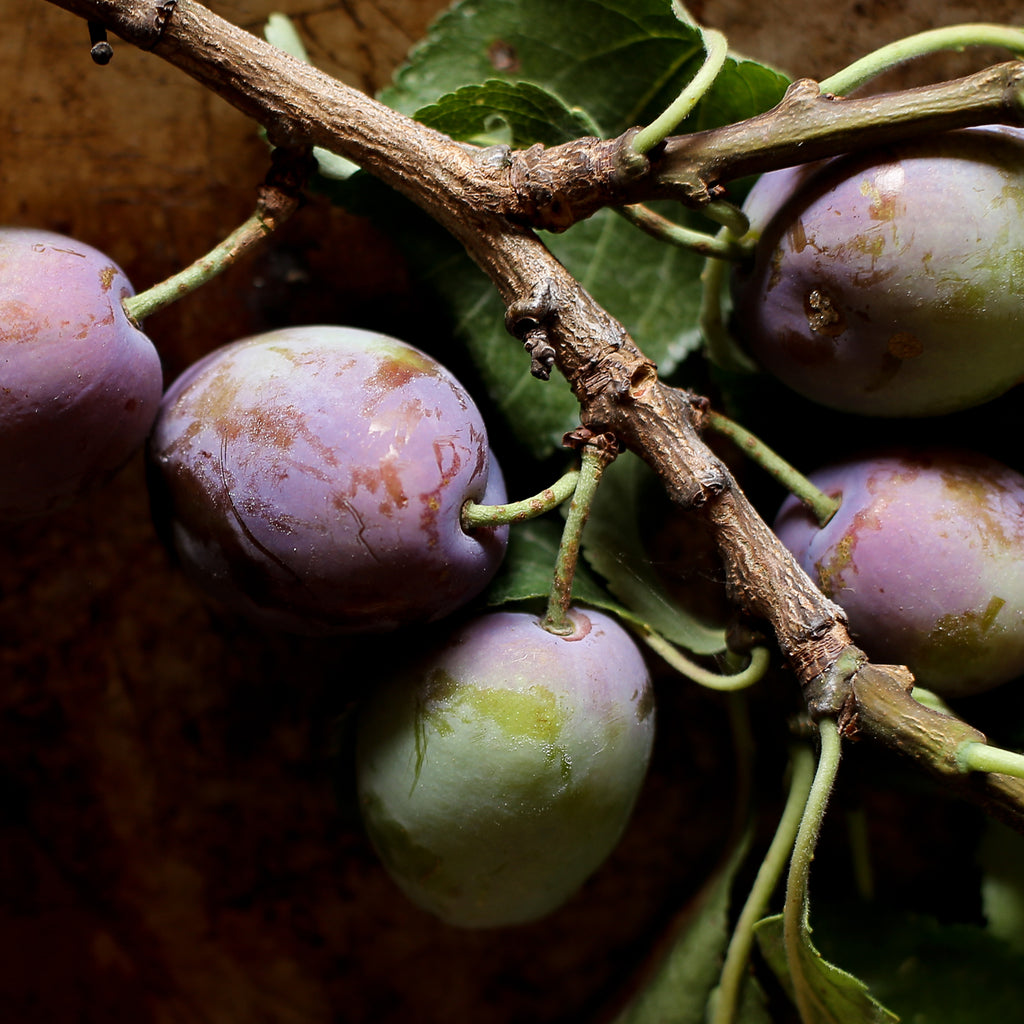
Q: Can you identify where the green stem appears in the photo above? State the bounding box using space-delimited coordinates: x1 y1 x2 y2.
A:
698 245 759 374
617 205 751 260
784 717 843 1024
711 743 816 1024
820 23 1024 97
705 411 840 526
542 445 614 635
702 200 750 238
640 629 771 691
632 26 729 155
461 466 579 531
123 202 295 323
957 741 1024 780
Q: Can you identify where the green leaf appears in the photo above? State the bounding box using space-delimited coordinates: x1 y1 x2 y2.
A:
613 836 770 1024
326 0 792 457
583 453 727 656
813 901 1024 1024
383 0 789 142
414 79 601 148
754 914 899 1024
482 517 626 612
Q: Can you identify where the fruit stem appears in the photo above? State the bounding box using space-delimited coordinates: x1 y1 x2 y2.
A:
783 717 843 1024
123 186 300 323
542 443 615 635
640 629 771 691
957 741 1024 780
820 23 1024 97
710 742 816 1024
705 410 840 526
699 244 760 374
631 26 729 155
617 204 753 260
461 466 580 531
702 200 750 238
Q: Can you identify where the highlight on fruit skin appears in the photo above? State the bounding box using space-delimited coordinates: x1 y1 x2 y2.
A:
147 324 508 635
730 125 1024 418
0 226 163 520
355 606 656 928
773 447 1024 697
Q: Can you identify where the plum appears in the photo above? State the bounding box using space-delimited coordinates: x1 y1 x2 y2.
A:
731 126 1024 417
774 449 1024 696
0 227 163 519
355 606 655 928
147 324 508 634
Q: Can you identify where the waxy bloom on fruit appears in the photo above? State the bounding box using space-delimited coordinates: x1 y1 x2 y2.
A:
356 607 655 927
148 325 508 634
0 227 162 519
732 126 1024 417
774 449 1024 696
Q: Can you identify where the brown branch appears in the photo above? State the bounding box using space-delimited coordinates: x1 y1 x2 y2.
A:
43 0 1024 828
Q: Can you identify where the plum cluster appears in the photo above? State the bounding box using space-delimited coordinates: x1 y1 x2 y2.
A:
1 230 656 928
731 124 1024 699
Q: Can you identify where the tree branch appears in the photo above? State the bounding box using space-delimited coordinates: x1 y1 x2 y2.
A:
44 0 1024 827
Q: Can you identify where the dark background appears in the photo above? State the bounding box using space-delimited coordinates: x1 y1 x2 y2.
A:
1 1 1020 1020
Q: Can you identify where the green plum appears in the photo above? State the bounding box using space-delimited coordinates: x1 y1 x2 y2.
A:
356 607 655 928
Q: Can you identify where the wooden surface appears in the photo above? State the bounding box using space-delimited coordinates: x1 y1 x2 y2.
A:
0 1 1015 1020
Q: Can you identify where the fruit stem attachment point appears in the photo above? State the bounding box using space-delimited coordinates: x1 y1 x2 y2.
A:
123 157 305 323
541 434 618 635
820 23 1024 97
705 411 841 526
631 26 729 155
956 741 1024 780
461 466 580 531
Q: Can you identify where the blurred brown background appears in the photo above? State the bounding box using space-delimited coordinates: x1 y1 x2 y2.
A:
0 1 1017 1021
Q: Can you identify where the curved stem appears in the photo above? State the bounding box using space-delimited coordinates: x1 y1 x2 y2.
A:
957 741 1024 780
461 466 579 530
617 204 751 260
712 742 816 1024
698 245 759 374
640 629 771 691
542 444 615 634
124 192 298 323
702 200 750 238
784 717 843 1024
705 411 840 526
632 27 729 155
821 23 1024 97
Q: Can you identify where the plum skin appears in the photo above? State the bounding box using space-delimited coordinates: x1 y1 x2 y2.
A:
147 324 508 634
355 607 655 928
774 449 1024 697
731 126 1024 417
0 227 163 519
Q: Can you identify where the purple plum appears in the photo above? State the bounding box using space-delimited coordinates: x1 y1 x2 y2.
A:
774 449 1024 696
731 126 1024 417
147 325 509 634
356 606 655 927
0 227 162 519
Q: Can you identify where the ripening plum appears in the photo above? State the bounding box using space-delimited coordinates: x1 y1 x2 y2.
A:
356 607 655 928
731 126 1024 417
0 227 163 519
774 449 1024 697
147 325 508 634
